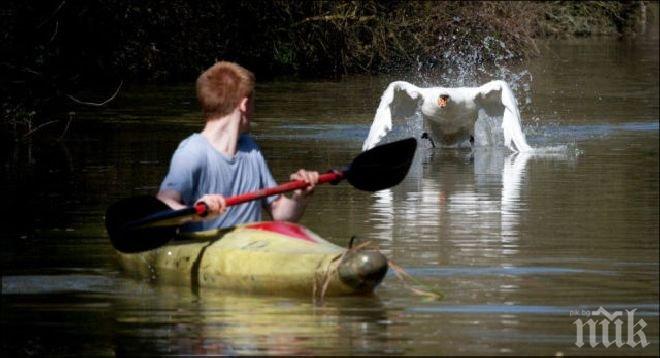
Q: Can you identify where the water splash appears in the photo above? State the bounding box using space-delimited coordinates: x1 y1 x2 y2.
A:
416 34 535 112
386 34 537 151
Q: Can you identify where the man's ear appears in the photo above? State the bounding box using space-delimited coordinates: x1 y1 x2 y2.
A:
239 97 249 112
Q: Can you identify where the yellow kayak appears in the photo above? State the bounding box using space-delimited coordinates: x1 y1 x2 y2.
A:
117 221 388 296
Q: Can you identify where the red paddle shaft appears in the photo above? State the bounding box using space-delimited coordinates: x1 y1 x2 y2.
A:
193 171 345 215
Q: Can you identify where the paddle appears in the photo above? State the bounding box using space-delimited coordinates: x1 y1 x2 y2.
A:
106 137 417 253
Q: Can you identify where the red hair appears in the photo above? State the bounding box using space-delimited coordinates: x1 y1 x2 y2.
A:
196 61 255 119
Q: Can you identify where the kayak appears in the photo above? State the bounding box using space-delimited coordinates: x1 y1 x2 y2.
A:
116 221 388 296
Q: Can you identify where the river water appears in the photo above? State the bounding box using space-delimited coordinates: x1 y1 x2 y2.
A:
2 17 659 357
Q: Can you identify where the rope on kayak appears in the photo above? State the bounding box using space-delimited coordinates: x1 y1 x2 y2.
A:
313 240 444 303
348 236 444 300
348 239 444 300
313 240 374 304
313 254 338 304
388 260 444 301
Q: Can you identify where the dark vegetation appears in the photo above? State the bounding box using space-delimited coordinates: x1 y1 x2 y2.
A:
0 1 650 140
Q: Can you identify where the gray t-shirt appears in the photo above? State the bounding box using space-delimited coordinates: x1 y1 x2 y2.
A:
160 133 278 231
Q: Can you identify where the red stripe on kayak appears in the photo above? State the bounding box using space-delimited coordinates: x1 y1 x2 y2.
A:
245 222 316 243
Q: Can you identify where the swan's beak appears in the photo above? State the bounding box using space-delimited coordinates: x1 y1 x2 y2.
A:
437 94 449 108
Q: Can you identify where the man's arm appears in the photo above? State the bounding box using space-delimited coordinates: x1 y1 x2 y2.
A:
269 193 311 222
156 189 187 210
267 169 318 222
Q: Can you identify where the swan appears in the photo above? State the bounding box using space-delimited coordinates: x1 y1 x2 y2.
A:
362 80 532 152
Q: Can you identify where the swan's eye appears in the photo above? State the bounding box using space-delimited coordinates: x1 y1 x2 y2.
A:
437 94 449 108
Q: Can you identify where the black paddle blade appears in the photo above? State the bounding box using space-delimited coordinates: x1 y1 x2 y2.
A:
346 137 417 191
105 196 178 253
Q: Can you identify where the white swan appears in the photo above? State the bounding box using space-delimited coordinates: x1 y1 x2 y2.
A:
362 80 532 152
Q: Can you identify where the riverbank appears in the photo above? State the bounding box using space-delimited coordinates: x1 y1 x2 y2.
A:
0 1 654 140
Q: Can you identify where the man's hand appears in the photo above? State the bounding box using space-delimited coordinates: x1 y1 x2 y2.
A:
197 194 227 216
269 169 319 222
290 169 319 200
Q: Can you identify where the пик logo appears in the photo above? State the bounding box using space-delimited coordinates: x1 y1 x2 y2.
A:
573 307 649 348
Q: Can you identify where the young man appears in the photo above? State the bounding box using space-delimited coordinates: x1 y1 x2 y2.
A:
157 61 319 231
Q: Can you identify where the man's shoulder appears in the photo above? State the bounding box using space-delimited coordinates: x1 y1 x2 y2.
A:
171 133 209 164
175 133 207 152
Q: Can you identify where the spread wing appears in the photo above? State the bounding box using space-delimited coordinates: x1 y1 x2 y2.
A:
362 81 424 151
476 80 532 152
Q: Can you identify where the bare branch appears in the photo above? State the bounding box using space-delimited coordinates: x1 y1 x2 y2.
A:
49 21 59 43
58 112 75 141
293 14 375 27
22 120 59 139
67 81 123 107
37 1 67 29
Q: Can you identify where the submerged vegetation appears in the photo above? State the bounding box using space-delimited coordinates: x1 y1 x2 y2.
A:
0 1 651 140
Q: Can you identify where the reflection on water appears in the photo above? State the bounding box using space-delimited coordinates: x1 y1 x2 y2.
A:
372 189 395 241
2 11 659 355
370 145 576 260
2 277 396 356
